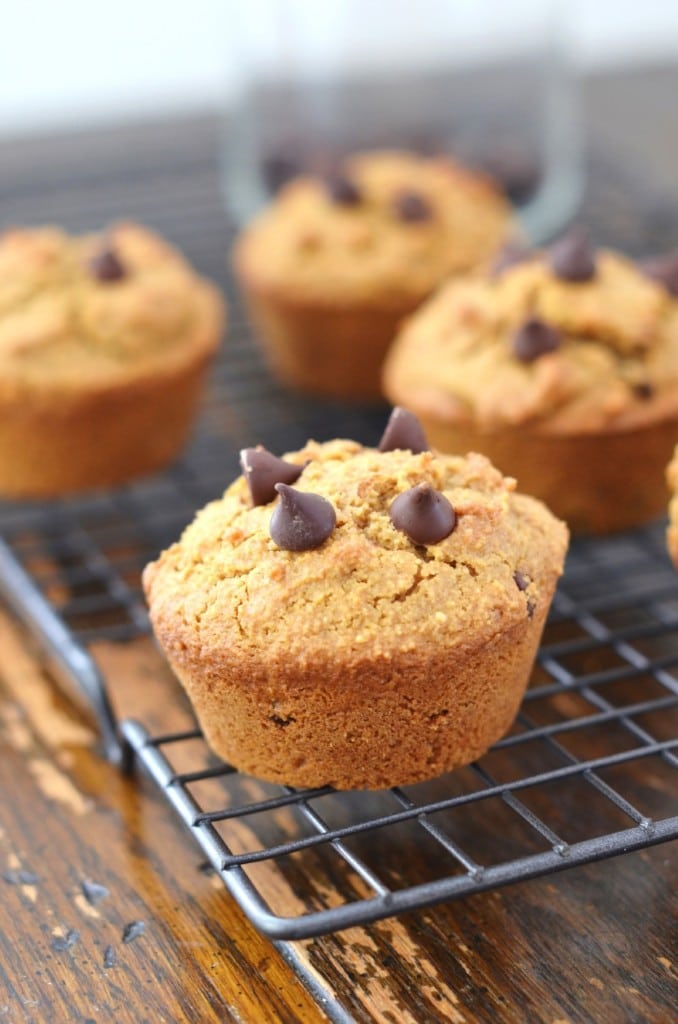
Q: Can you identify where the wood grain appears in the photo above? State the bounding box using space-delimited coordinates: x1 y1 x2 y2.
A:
0 616 675 1023
0 614 328 1024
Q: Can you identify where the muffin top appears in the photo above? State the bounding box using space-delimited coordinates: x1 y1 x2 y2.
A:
143 413 567 675
0 222 224 395
233 150 512 307
383 235 678 435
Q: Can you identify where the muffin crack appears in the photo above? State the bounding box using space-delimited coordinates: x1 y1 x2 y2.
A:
392 563 425 603
232 597 247 641
449 559 479 578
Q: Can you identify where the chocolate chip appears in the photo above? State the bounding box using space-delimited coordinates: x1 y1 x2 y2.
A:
325 173 362 206
89 243 126 282
549 227 596 282
641 251 678 296
270 484 336 551
633 381 654 401
514 571 536 616
393 190 432 222
81 879 109 905
103 945 117 969
379 407 429 454
122 920 145 944
261 146 301 194
390 483 456 545
491 241 532 278
513 570 530 591
240 447 304 507
511 318 560 363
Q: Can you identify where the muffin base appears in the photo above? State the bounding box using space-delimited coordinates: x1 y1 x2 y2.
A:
416 417 678 535
0 352 214 498
239 282 414 401
666 448 678 566
165 604 551 791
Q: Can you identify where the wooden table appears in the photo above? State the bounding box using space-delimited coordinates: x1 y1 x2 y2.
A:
1 67 677 1023
0 614 676 1023
0 612 675 1024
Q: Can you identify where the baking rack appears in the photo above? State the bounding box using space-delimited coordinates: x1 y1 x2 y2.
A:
0 306 676 939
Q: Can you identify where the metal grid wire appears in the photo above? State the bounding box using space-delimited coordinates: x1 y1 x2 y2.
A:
109 526 678 937
0 119 676 938
0 312 676 938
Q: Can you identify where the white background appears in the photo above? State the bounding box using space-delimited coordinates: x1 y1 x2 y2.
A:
1 0 677 137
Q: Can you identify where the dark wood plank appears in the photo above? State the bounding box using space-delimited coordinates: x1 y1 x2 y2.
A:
0 614 328 1024
1 618 675 1023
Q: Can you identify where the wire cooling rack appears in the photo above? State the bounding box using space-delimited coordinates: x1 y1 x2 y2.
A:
0 309 676 938
0 117 677 938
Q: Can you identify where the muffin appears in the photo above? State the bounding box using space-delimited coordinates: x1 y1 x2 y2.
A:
233 150 512 400
0 222 225 497
143 409 568 790
383 230 678 534
666 445 678 567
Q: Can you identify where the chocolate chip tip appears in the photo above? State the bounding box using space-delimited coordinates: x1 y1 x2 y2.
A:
240 446 304 506
89 242 126 283
549 225 597 283
513 570 530 591
270 483 336 551
511 317 561 363
393 190 432 223
390 482 456 546
325 172 362 206
379 407 430 454
632 381 654 401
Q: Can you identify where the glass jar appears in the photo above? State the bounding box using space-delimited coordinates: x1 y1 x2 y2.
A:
222 0 582 242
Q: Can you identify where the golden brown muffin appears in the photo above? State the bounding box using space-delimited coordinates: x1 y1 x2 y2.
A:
383 233 678 533
233 150 512 400
0 222 225 497
143 410 568 790
666 445 678 566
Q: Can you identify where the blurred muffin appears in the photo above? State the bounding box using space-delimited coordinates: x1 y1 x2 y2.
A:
0 222 225 497
233 150 512 400
143 409 568 790
383 231 678 533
